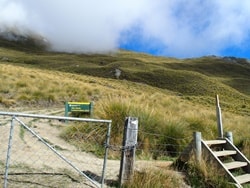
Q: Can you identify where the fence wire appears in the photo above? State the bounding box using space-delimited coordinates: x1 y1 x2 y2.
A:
106 127 193 165
0 112 116 188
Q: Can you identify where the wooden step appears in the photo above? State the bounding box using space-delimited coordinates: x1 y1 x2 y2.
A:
223 161 248 170
204 140 226 146
213 150 237 157
235 174 250 184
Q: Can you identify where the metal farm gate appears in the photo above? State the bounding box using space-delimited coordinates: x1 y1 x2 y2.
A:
0 111 112 188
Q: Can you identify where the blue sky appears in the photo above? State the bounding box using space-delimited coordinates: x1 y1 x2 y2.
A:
1 0 250 59
120 27 250 59
120 33 250 59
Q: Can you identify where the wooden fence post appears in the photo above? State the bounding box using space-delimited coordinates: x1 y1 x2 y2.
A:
194 132 202 162
119 117 138 187
216 95 224 138
225 131 233 144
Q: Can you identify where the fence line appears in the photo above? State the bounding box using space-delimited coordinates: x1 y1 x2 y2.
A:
107 137 191 151
107 128 193 159
138 130 193 140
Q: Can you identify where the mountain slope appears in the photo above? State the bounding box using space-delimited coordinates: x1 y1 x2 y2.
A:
0 35 249 115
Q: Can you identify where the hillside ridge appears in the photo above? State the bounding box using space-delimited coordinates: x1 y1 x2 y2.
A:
0 34 249 115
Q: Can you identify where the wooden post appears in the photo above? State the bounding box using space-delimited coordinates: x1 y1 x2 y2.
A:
216 95 223 138
194 132 202 162
64 102 69 123
90 101 94 117
65 101 69 117
119 117 138 187
225 131 233 144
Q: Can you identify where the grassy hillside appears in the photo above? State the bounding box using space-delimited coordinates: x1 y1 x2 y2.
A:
0 34 249 139
0 36 249 116
0 36 250 187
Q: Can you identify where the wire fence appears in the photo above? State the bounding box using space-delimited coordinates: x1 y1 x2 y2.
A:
136 130 193 159
0 111 114 188
101 126 193 160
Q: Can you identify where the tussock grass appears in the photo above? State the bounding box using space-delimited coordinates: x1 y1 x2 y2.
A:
0 38 249 186
0 64 109 107
185 157 235 188
1 63 249 159
122 168 185 188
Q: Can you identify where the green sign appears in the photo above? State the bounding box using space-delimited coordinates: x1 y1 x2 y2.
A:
65 102 93 118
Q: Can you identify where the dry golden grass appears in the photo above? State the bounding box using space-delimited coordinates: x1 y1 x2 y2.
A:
1 63 249 151
122 167 186 188
185 156 236 188
0 62 249 187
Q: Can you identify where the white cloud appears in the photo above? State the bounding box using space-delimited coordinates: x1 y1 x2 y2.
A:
0 0 27 30
1 0 250 57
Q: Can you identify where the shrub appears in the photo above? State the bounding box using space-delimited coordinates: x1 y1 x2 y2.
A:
155 121 190 157
100 100 131 144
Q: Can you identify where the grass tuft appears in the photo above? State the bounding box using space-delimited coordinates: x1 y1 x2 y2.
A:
122 168 185 188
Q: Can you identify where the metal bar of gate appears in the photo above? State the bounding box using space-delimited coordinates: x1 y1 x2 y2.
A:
4 116 15 188
101 122 112 188
0 111 111 123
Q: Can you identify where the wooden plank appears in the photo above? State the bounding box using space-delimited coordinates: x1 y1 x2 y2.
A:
213 150 236 157
204 140 226 145
235 174 250 184
224 161 248 170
